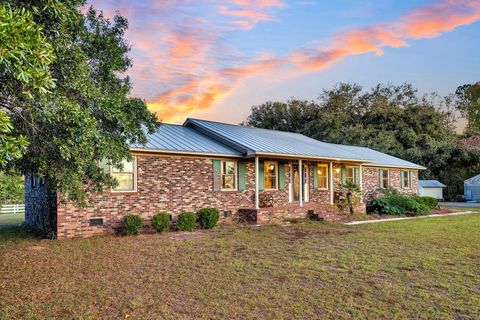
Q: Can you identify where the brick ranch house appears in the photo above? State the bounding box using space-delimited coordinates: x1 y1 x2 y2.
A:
25 118 425 239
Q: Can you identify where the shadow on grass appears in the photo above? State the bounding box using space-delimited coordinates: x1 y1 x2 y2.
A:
0 225 40 242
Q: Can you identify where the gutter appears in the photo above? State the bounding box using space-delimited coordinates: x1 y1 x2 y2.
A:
129 148 243 158
363 164 426 170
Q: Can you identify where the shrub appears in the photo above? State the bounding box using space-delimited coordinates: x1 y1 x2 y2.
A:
413 196 438 209
123 214 143 235
367 194 430 216
152 212 170 232
378 186 399 196
197 208 220 229
176 212 196 231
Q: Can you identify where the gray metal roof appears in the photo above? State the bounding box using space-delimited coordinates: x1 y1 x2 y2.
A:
131 124 242 156
465 174 480 185
419 180 446 188
331 144 426 169
130 119 426 170
184 118 372 162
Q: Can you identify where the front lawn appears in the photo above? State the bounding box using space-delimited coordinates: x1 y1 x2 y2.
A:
0 213 24 228
1 214 479 319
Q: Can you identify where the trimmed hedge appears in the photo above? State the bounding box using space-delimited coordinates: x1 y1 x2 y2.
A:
123 214 143 235
152 212 170 232
367 194 430 216
177 212 196 231
412 196 438 209
197 208 220 229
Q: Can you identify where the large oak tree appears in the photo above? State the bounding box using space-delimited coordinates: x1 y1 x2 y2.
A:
0 1 159 204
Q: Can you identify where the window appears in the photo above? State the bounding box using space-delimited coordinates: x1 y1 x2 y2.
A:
402 170 411 188
345 166 359 184
317 164 329 189
112 158 136 191
100 158 137 192
379 169 389 188
221 160 236 190
264 161 278 189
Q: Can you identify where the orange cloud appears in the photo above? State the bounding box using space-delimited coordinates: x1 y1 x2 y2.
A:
147 0 480 122
216 0 285 30
289 0 480 71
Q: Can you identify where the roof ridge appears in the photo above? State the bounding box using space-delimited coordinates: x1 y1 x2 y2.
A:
186 118 306 136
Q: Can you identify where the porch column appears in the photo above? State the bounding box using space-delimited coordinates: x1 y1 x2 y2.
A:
299 159 303 207
359 164 363 203
329 161 334 204
255 156 259 210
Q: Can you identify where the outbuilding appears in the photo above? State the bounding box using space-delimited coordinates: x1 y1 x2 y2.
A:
418 180 446 200
464 174 480 201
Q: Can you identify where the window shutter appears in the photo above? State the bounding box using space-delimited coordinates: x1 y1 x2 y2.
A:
379 169 383 187
400 171 405 188
278 162 285 189
259 160 265 190
313 164 319 190
238 161 246 191
341 167 346 184
212 160 221 191
410 170 414 188
355 167 360 185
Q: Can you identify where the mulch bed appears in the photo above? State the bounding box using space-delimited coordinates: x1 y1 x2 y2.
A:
430 209 458 215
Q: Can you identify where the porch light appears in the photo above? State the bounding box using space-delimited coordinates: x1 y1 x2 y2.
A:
318 169 322 175
335 168 340 174
269 164 275 171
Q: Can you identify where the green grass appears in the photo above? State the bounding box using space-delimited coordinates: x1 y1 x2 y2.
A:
0 213 24 228
1 214 479 319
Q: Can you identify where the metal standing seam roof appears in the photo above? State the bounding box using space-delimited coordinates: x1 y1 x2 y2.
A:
331 144 426 170
130 124 242 157
130 118 426 170
464 174 480 185
184 118 372 162
419 180 447 188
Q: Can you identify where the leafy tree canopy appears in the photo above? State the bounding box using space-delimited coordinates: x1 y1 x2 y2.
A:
454 82 480 136
0 0 159 204
244 82 480 198
0 172 23 204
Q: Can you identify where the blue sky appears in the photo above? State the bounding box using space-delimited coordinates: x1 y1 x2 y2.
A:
87 0 480 124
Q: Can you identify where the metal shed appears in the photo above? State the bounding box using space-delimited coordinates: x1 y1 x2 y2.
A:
418 180 446 199
464 175 480 201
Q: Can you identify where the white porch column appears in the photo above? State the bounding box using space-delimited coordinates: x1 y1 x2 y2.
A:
255 156 259 210
359 164 363 203
299 159 303 207
359 164 363 190
329 161 334 204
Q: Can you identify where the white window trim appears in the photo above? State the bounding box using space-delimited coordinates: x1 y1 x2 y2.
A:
345 166 360 184
317 164 329 190
111 156 138 193
264 160 279 190
402 170 411 189
380 169 390 188
221 160 238 191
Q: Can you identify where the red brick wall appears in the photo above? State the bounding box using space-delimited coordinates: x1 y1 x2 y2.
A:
56 154 418 238
362 167 419 200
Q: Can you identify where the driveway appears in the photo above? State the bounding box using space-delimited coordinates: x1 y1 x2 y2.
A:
440 202 480 207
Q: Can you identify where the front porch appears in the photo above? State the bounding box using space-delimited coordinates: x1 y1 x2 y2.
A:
239 156 367 224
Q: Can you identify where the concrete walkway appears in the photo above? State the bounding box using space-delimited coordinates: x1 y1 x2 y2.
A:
344 211 475 225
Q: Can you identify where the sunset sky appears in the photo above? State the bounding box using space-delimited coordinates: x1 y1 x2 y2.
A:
86 0 480 124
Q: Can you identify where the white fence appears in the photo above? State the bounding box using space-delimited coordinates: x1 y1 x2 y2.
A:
0 204 25 214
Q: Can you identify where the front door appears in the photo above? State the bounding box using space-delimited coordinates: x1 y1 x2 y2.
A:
291 164 308 202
